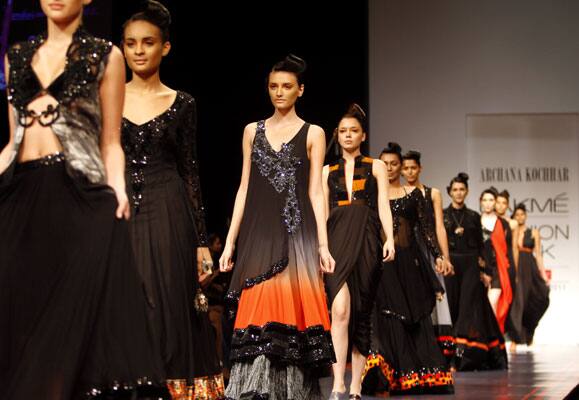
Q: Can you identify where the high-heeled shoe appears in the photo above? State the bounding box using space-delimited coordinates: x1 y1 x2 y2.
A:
328 391 347 400
349 394 362 399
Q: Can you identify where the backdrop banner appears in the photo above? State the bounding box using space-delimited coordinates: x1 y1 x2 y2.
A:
466 113 579 345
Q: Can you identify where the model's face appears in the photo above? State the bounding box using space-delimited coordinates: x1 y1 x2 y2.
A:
402 159 421 184
480 193 496 213
450 182 468 205
514 209 527 225
495 196 509 216
123 20 170 75
337 117 365 153
268 71 303 111
380 153 402 182
40 0 89 24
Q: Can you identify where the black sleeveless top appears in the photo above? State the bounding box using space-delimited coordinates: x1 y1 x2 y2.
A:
327 155 377 211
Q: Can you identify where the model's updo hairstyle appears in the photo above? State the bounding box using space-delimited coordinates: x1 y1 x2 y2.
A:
402 150 422 166
123 0 172 42
334 103 367 140
497 189 510 202
446 172 469 194
270 54 307 85
380 142 403 162
512 203 527 218
480 186 499 201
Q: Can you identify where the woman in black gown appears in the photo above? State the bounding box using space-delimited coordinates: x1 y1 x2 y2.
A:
219 55 336 399
363 143 454 396
401 150 455 362
323 104 395 399
443 173 508 370
121 2 224 398
0 1 167 398
508 204 550 351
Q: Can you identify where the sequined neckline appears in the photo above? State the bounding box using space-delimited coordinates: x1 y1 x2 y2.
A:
262 121 306 153
122 91 181 128
389 186 418 202
29 25 87 96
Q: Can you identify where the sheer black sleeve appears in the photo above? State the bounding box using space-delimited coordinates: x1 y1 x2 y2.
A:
176 95 208 247
416 190 442 259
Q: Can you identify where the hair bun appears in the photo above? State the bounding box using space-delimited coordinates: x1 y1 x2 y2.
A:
347 103 367 119
285 54 307 73
457 172 469 182
387 142 402 153
143 0 171 27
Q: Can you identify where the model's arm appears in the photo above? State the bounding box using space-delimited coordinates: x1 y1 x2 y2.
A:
533 229 549 283
99 46 129 220
219 123 255 272
432 188 454 275
0 55 15 175
373 160 395 261
308 125 335 274
321 164 330 221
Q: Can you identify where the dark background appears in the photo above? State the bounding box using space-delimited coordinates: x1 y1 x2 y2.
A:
1 0 369 237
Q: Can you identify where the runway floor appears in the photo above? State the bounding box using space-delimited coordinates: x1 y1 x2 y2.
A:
319 345 579 399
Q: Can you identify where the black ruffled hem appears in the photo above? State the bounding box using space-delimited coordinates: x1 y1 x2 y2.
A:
230 322 335 368
84 378 170 399
225 257 289 320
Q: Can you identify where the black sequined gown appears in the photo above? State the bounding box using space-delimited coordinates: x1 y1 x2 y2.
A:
122 91 224 398
363 188 454 395
0 27 167 400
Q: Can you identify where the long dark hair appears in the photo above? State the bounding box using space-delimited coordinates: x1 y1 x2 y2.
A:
123 0 171 42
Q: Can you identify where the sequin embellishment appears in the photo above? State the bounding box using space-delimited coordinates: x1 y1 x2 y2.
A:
251 120 302 234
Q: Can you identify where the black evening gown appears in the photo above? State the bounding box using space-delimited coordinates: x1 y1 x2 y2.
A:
363 188 454 396
0 27 167 400
122 91 224 399
443 206 508 371
507 228 550 345
325 155 383 357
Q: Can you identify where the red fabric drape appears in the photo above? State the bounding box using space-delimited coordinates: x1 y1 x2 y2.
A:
490 220 513 333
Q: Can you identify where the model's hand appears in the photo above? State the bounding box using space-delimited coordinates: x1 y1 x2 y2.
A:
435 257 445 274
443 259 455 276
541 270 550 285
481 273 492 288
113 186 130 220
319 245 335 274
383 239 395 262
219 243 235 272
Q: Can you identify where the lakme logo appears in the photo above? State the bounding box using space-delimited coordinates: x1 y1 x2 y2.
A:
480 167 569 183
514 193 570 262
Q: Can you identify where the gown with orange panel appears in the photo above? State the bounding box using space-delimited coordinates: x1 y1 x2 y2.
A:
325 155 383 357
224 121 335 400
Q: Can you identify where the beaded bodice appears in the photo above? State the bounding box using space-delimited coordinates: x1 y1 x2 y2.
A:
5 26 113 184
251 120 306 234
121 91 208 246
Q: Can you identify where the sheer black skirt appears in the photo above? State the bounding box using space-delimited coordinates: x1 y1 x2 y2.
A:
0 155 167 400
